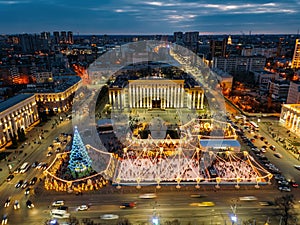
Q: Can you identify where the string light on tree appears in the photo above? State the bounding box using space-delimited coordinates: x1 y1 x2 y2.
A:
68 126 92 177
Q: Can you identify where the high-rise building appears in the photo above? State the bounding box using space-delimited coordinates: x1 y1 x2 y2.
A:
41 31 50 40
291 39 300 69
287 80 300 103
19 34 41 53
60 31 67 43
210 39 227 57
53 31 60 44
67 31 73 44
174 31 183 43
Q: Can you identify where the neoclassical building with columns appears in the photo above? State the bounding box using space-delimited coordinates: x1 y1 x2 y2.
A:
0 94 39 148
109 76 204 110
279 104 300 133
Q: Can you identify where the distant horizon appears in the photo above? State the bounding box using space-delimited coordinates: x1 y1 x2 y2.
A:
2 32 300 36
0 0 299 36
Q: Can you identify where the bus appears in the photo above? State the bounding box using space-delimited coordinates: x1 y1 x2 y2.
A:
250 121 259 131
20 162 30 173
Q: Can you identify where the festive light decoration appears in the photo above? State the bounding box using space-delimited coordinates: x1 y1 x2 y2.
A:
68 126 92 177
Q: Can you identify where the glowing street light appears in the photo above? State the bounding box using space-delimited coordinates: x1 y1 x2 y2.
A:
152 217 160 225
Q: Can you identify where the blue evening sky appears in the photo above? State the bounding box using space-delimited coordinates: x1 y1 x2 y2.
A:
0 0 299 35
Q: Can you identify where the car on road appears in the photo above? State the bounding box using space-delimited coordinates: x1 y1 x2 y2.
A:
289 180 298 188
294 165 300 170
259 201 274 206
52 200 64 207
21 180 29 189
100 214 119 220
278 186 291 192
139 193 157 199
26 200 34 209
239 196 257 201
31 161 39 168
6 175 14 182
24 188 30 195
190 201 215 207
1 214 8 225
274 153 283 158
277 180 289 186
190 194 208 198
13 168 21 174
269 145 276 151
15 180 23 188
29 177 37 185
14 200 20 210
47 151 53 157
120 202 136 209
4 197 11 207
76 205 88 211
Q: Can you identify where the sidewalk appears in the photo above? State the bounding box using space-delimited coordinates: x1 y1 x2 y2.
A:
261 120 300 161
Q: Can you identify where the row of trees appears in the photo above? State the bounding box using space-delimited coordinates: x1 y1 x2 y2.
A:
9 127 26 149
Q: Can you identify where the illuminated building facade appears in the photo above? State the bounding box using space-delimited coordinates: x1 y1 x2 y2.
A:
109 77 204 110
21 76 82 113
280 104 300 134
34 77 82 113
292 39 300 69
0 94 39 147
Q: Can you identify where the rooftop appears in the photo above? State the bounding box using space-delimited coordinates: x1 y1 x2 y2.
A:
0 94 34 113
20 75 81 94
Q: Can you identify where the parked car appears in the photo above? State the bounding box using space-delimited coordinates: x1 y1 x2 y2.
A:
29 177 37 185
6 175 14 182
15 180 24 188
4 197 11 207
274 153 283 158
26 200 34 208
14 200 20 210
279 186 291 192
2 214 8 225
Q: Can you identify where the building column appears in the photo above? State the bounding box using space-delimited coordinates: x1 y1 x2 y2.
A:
197 92 200 109
109 91 112 105
292 115 297 130
200 92 204 109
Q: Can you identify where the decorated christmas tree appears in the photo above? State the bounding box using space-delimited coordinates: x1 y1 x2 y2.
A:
68 126 92 178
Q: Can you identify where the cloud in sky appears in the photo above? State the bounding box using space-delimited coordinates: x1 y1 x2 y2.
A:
0 0 299 34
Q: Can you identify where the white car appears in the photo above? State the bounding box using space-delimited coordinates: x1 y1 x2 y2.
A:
76 205 88 211
239 196 257 201
294 165 300 170
52 200 64 207
278 186 291 192
100 214 119 220
139 193 157 199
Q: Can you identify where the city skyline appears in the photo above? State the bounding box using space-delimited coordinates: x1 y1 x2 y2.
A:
0 0 300 35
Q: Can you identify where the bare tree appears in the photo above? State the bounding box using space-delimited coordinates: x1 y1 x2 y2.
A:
275 194 296 225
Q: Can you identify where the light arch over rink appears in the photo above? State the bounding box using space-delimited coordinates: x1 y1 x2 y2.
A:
72 41 228 175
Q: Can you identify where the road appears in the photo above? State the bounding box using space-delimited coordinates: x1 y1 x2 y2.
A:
2 185 300 225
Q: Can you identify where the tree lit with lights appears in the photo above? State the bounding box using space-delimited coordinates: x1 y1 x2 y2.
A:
68 126 92 178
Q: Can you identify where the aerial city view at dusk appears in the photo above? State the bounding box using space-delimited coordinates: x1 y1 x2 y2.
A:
1 0 300 225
